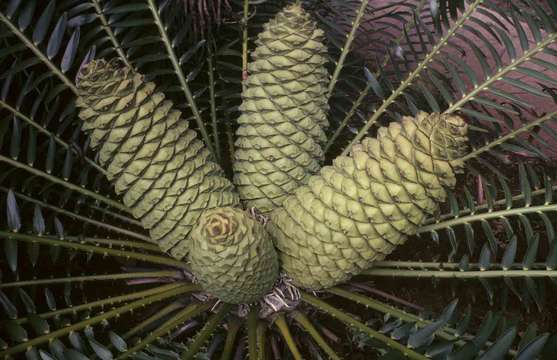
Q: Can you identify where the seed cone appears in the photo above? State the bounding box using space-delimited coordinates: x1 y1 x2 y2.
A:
76 59 239 259
233 2 330 214
269 112 468 289
189 207 279 304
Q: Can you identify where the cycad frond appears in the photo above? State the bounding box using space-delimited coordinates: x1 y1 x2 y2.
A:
336 1 557 166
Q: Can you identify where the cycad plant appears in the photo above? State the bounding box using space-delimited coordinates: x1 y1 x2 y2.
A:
1 0 557 359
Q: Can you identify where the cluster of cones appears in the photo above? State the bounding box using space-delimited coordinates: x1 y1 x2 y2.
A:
76 3 468 304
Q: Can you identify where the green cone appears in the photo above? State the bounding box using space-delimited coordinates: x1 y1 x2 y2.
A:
76 59 239 259
233 2 330 214
269 112 469 289
189 207 279 304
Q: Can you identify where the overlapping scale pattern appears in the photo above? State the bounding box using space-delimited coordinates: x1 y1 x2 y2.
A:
76 59 239 259
269 112 469 289
189 207 279 304
233 2 330 214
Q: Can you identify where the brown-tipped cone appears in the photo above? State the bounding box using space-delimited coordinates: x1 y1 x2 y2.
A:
75 59 239 259
189 207 279 304
233 2 330 214
269 112 469 289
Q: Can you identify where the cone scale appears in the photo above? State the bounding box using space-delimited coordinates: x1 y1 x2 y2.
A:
269 112 469 289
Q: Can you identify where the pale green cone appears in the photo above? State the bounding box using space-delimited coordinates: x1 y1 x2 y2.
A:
75 59 239 259
233 2 330 214
269 112 469 289
189 207 279 304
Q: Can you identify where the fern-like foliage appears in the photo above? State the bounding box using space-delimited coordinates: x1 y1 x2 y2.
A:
1 0 557 359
